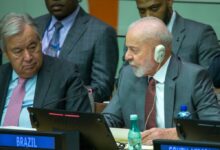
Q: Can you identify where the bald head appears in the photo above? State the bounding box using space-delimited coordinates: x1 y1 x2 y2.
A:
127 16 172 48
125 17 172 77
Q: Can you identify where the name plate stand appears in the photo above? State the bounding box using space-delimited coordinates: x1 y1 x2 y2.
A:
0 128 80 150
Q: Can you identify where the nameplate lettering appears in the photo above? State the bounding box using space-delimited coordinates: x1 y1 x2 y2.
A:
0 133 55 149
161 144 219 150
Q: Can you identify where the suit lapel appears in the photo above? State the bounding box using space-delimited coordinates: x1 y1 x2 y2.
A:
0 64 12 121
172 13 185 55
164 56 179 127
36 15 51 38
59 8 89 57
33 56 53 107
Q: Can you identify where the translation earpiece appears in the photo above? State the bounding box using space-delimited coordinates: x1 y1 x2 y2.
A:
154 44 165 63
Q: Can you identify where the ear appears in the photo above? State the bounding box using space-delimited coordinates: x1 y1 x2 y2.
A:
154 44 165 63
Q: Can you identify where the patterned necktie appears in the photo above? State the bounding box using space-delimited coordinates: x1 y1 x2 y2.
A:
145 77 156 129
3 78 26 126
46 21 63 57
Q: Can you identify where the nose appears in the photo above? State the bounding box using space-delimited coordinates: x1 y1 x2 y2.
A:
145 11 151 17
125 49 133 62
23 49 32 61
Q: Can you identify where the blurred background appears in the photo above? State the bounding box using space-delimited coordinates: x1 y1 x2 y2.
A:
1 0 220 75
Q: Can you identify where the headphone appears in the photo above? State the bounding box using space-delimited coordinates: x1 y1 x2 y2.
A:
154 44 165 63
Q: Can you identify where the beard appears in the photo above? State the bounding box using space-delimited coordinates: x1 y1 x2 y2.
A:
129 61 147 77
132 66 146 77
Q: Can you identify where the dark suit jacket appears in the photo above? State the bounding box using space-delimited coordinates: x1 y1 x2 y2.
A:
0 55 91 122
208 55 220 88
171 12 220 69
123 12 220 69
103 56 220 131
0 50 2 65
35 7 119 102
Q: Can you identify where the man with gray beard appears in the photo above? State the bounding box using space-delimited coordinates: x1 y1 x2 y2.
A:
103 16 220 145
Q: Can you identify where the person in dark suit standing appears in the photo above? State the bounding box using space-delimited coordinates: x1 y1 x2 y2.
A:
133 0 220 69
35 0 119 102
103 17 220 145
0 13 91 128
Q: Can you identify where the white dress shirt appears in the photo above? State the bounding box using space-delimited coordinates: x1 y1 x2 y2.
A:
153 57 171 128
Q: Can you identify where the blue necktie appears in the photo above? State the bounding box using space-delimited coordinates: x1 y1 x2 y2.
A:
46 21 63 57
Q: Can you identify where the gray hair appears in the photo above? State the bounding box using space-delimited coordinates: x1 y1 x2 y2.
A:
128 16 172 48
0 13 39 52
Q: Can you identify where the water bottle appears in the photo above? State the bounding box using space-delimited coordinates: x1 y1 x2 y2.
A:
177 105 191 119
128 114 142 150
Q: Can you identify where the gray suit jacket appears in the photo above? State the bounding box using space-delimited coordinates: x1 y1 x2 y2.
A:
0 55 91 122
103 56 220 131
172 12 220 69
35 7 119 102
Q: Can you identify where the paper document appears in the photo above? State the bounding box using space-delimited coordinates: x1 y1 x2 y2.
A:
110 127 129 143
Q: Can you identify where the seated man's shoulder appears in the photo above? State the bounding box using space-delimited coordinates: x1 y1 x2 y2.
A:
0 63 11 72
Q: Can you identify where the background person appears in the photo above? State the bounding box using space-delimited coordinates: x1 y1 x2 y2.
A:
133 0 220 69
35 0 119 102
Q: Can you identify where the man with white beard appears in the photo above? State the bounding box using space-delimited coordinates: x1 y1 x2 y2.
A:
102 16 220 145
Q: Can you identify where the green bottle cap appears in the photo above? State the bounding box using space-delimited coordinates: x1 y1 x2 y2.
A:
130 114 138 120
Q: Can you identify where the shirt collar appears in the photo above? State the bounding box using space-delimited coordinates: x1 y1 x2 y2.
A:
12 70 19 81
167 11 176 33
12 70 37 81
153 56 171 84
48 6 80 31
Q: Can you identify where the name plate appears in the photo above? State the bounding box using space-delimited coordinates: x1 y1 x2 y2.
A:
0 133 55 149
0 129 65 150
153 139 220 150
161 144 219 150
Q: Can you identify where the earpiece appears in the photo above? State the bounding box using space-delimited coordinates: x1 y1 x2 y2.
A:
154 44 165 63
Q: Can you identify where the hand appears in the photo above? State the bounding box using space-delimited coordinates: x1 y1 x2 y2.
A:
141 128 179 145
